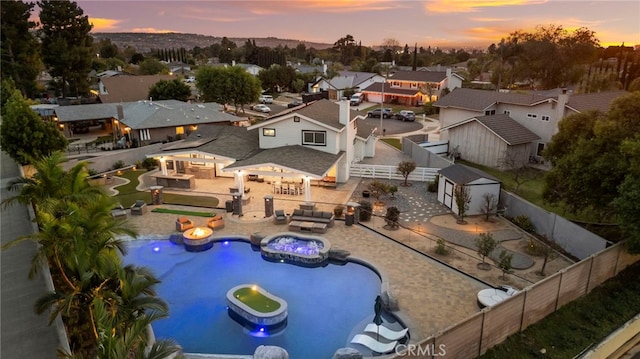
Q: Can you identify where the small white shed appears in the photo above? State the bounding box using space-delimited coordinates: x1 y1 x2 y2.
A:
437 164 501 216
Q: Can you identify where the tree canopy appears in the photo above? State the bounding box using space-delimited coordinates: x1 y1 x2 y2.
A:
1 0 42 98
38 0 93 97
148 79 191 102
0 85 68 164
196 65 261 113
543 91 640 251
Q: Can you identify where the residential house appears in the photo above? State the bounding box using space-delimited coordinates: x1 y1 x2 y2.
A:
309 71 384 100
437 164 501 216
50 100 237 145
434 88 628 161
440 114 540 168
97 74 176 103
361 69 463 106
148 99 377 198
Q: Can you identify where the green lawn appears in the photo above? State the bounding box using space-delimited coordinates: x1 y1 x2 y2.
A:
381 138 401 150
481 261 640 359
110 169 219 208
234 287 281 313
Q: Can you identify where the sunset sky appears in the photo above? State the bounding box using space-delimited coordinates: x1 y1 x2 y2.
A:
75 0 639 48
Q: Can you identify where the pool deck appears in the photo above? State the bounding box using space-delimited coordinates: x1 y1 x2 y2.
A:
123 172 490 345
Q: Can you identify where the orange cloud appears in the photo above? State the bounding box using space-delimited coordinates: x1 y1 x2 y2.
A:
426 0 547 13
89 17 122 31
130 27 177 34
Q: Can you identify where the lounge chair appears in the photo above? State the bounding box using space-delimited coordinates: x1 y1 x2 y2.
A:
176 216 194 232
207 214 225 230
350 334 397 354
273 210 288 224
363 323 408 341
111 204 128 220
130 200 148 215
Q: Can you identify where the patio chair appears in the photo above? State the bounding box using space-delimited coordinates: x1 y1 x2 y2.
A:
175 216 194 232
207 214 225 230
130 200 148 215
363 323 408 341
110 204 128 220
273 210 288 224
350 334 397 354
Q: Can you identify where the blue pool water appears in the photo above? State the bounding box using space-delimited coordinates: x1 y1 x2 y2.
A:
121 239 381 358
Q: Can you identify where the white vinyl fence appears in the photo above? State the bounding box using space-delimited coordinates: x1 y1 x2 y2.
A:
350 163 440 182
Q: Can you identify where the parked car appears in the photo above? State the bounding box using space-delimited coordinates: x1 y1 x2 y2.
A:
396 110 416 121
350 93 364 106
252 104 271 113
367 108 393 119
259 95 274 104
287 100 303 108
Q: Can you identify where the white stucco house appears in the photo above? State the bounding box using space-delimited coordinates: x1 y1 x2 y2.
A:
434 88 628 161
437 164 501 216
147 99 377 199
309 71 385 100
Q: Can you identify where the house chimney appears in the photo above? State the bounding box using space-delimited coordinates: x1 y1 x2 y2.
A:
339 99 349 126
117 104 124 121
322 63 327 76
555 88 569 130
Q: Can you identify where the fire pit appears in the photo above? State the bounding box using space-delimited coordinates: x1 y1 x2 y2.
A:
182 227 214 252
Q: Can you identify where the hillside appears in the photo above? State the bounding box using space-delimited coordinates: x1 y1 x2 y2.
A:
91 32 333 53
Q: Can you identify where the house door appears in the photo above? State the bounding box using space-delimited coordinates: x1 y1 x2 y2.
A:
443 179 454 209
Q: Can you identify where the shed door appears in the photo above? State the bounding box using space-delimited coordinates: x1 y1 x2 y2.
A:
443 179 454 209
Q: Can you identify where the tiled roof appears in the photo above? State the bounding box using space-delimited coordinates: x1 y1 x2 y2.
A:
290 99 347 130
434 88 551 111
567 91 628 113
360 82 420 96
99 75 175 103
442 114 540 145
122 100 236 129
54 103 117 122
438 164 500 184
435 87 628 113
225 145 343 177
165 124 261 160
389 70 447 83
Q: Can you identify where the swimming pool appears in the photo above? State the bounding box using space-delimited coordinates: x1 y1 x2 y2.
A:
121 238 382 358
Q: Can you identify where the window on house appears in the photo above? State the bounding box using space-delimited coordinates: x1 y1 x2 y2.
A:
263 128 275 137
504 110 510 116
527 113 538 119
176 126 184 135
541 115 550 121
302 130 326 145
485 110 496 116
537 143 545 156
293 116 300 122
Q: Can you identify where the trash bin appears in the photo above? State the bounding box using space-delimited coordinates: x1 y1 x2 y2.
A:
225 200 234 213
345 213 354 226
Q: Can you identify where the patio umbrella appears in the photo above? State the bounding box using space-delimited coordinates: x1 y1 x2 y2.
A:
373 295 384 341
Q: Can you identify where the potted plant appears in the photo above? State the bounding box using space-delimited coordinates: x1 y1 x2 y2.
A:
358 200 373 222
333 205 344 218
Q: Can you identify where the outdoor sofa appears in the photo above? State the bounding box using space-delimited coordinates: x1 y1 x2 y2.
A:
130 200 148 215
290 209 335 227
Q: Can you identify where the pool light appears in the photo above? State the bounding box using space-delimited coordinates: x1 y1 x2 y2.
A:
153 246 160 252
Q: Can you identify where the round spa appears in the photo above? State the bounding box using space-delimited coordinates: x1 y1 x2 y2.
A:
226 284 288 328
182 227 214 252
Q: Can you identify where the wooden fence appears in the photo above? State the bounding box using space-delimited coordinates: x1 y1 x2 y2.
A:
395 242 640 358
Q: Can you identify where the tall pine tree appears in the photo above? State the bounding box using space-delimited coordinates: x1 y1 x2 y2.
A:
1 0 42 98
38 0 93 97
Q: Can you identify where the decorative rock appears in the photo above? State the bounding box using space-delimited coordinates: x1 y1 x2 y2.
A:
329 248 351 261
250 232 265 246
169 233 183 245
381 286 400 312
253 345 289 359
332 347 364 359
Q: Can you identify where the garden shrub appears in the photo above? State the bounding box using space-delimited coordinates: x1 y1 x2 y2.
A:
359 200 373 222
112 160 125 170
512 215 536 233
435 238 448 255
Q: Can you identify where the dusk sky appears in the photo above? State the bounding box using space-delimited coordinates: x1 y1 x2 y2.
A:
75 0 639 48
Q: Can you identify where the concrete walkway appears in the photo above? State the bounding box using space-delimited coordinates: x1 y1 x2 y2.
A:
1 151 60 359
